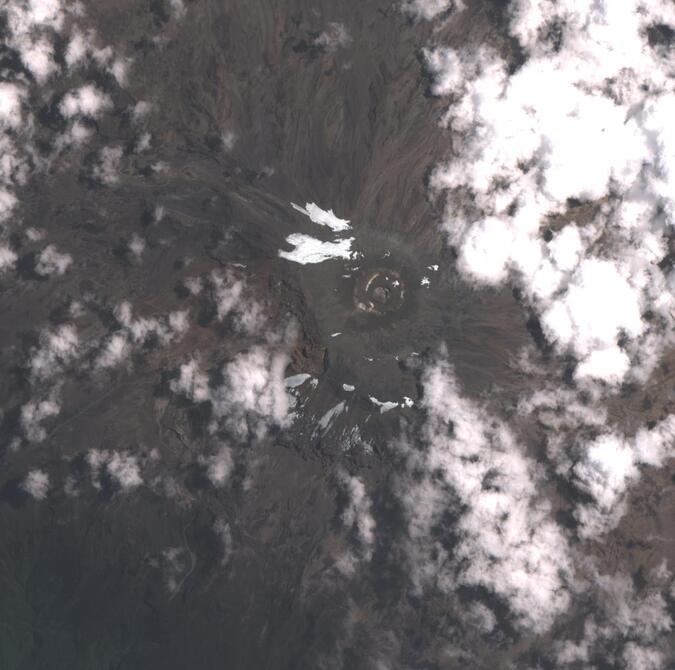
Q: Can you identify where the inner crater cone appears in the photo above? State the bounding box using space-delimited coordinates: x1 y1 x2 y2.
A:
353 267 405 315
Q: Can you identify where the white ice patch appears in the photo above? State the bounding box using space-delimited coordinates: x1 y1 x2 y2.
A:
284 373 312 389
281 202 354 265
369 397 399 413
290 202 351 232
318 401 346 432
279 233 354 265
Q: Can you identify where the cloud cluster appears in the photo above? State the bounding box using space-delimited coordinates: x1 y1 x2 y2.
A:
95 301 189 369
396 355 573 633
28 324 79 381
555 564 674 669
183 270 268 335
35 244 73 276
59 84 112 120
16 298 189 444
426 1 675 385
20 396 60 443
0 0 125 280
172 346 293 442
86 449 143 490
572 416 675 538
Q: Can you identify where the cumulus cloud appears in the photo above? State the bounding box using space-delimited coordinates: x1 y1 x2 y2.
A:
95 302 189 369
0 2 121 233
206 269 268 335
555 564 673 668
401 0 463 21
28 324 79 380
0 82 26 130
336 470 376 573
59 85 112 119
22 469 50 500
170 358 210 402
0 244 18 272
171 346 293 442
314 23 352 53
396 354 573 633
21 396 60 442
128 233 146 259
86 449 142 490
169 0 187 20
203 444 234 487
213 518 233 565
426 1 675 386
92 146 123 185
212 347 292 440
573 415 675 538
2 0 65 83
35 244 72 276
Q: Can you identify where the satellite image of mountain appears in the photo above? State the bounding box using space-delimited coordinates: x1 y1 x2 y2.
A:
0 1 674 669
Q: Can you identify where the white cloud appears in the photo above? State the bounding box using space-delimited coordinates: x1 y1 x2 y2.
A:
21 396 60 442
95 332 130 370
573 415 675 538
466 602 497 634
92 146 123 185
35 244 72 276
169 0 186 19
207 269 267 334
401 0 463 20
213 347 292 440
0 244 17 272
213 518 232 565
0 83 25 129
128 233 145 259
86 449 142 490
172 347 293 442
555 565 673 668
204 445 233 487
95 302 189 369
425 1 675 386
396 355 573 633
171 359 210 402
336 469 376 573
106 451 142 489
29 324 79 380
221 129 237 151
60 85 112 119
22 469 50 500
21 37 57 82
314 23 352 52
